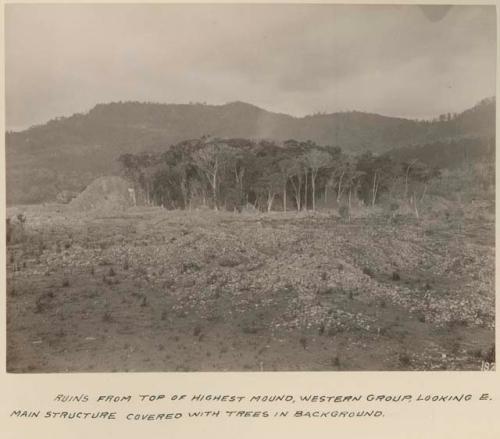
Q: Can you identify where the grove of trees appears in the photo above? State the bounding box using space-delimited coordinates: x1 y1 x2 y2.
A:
118 136 450 215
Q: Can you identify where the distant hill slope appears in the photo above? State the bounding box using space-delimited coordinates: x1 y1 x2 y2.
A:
5 97 495 205
384 137 495 170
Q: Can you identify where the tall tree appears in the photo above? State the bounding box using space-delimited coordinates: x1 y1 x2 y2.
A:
305 149 332 210
192 141 233 210
289 160 304 212
278 158 295 212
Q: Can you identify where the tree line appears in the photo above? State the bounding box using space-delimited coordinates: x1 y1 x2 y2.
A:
118 137 441 214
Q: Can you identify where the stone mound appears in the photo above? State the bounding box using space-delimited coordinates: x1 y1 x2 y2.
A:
70 176 134 212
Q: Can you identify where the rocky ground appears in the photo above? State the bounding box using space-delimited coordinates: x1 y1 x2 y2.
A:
6 203 495 372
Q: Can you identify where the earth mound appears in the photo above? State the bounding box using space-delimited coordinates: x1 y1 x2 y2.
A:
70 176 135 212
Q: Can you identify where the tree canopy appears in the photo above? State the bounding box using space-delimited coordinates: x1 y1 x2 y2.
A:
118 137 449 213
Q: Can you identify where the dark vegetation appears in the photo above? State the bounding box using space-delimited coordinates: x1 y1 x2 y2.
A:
6 97 495 205
116 134 493 218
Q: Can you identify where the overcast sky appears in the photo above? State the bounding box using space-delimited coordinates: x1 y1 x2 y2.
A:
5 4 497 130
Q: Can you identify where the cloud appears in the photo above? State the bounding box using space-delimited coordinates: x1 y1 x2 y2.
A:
5 4 496 129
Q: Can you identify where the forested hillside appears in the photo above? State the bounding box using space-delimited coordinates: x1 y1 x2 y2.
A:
5 97 495 205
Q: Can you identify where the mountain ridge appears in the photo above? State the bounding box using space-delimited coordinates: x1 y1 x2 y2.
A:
9 97 493 133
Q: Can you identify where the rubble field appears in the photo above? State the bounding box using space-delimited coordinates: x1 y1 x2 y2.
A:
6 204 495 372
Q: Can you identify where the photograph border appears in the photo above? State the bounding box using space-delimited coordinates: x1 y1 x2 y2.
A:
0 1 499 438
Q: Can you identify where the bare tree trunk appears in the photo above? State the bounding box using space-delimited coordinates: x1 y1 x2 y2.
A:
291 176 302 211
411 193 419 219
211 167 218 211
420 183 428 202
295 191 301 211
311 172 317 211
144 181 150 206
371 172 378 207
283 183 287 212
405 159 417 201
235 167 245 203
337 169 345 202
180 177 188 209
304 169 308 211
267 191 275 212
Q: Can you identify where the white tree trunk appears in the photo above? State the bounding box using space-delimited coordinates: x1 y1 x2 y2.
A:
304 170 308 211
267 191 275 212
371 172 378 207
337 169 345 202
311 172 317 211
283 184 287 212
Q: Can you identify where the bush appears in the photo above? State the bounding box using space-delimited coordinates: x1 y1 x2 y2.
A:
17 213 27 226
6 216 29 245
485 345 495 363
299 336 308 349
389 202 399 212
218 256 241 268
102 311 113 323
398 352 412 367
6 219 12 244
339 205 350 221
362 266 374 277
332 356 341 368
34 297 45 314
181 261 201 273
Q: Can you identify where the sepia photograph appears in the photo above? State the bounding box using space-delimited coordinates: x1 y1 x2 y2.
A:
4 3 496 373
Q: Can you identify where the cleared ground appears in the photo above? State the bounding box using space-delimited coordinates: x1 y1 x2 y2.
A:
6 204 495 372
